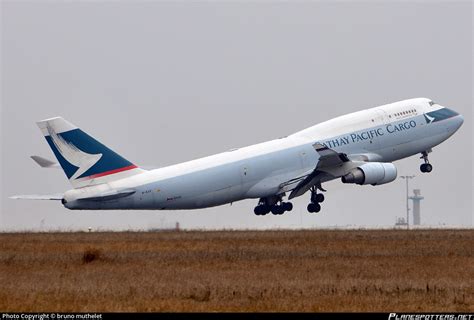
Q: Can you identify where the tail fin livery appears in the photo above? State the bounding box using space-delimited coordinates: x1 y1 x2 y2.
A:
37 117 144 188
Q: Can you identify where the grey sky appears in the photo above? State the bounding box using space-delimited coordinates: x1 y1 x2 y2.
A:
1 1 472 231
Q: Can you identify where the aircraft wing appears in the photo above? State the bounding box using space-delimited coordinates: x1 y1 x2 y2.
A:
311 143 350 167
287 170 328 200
10 193 63 200
283 143 355 200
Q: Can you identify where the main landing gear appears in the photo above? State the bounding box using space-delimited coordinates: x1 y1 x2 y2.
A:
254 186 327 216
307 186 325 213
420 151 433 173
254 195 293 216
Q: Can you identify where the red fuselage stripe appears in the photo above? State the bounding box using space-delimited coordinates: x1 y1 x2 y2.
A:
84 165 138 179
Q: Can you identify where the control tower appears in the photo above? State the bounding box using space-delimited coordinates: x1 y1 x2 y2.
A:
409 189 424 225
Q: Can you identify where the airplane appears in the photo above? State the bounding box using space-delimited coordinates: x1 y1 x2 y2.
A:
11 98 464 215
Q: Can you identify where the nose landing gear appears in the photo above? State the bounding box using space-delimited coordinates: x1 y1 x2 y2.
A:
420 151 433 173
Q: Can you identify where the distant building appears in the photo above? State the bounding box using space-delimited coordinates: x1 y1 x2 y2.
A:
409 189 424 225
395 217 408 227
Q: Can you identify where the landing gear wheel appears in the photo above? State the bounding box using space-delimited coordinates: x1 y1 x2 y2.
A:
420 151 433 173
254 206 262 215
255 197 292 216
315 193 325 203
254 205 270 216
308 186 325 213
420 163 433 173
307 203 321 213
271 205 285 215
283 202 293 212
313 203 321 213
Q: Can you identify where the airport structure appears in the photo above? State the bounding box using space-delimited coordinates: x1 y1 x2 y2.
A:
400 175 415 229
395 217 408 227
409 189 424 225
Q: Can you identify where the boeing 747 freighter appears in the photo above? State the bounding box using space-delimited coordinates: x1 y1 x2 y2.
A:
11 98 463 215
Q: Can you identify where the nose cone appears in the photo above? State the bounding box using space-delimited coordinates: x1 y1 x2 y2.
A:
454 113 464 131
442 107 464 132
456 115 464 130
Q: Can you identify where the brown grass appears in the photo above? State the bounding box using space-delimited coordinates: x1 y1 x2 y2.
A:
0 229 472 312
81 246 101 264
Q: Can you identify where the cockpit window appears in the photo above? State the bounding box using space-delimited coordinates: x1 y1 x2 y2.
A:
429 101 436 106
433 107 459 118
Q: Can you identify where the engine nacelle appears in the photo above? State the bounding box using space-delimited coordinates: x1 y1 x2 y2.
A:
341 162 397 186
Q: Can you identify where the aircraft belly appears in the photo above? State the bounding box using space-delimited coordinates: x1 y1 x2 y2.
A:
154 145 306 209
153 164 244 209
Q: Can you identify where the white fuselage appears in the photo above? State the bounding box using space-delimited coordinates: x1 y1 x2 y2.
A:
63 98 464 210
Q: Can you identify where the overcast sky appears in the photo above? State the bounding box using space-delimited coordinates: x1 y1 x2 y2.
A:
1 1 472 231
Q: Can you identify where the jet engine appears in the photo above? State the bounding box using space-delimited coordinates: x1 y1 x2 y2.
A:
341 162 397 186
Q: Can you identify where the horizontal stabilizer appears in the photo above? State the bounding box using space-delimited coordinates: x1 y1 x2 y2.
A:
31 155 60 168
10 194 63 200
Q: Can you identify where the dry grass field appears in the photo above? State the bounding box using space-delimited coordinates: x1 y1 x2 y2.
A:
0 229 472 312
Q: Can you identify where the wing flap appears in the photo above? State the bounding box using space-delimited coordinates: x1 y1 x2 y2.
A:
288 171 326 199
312 143 350 168
285 144 352 199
